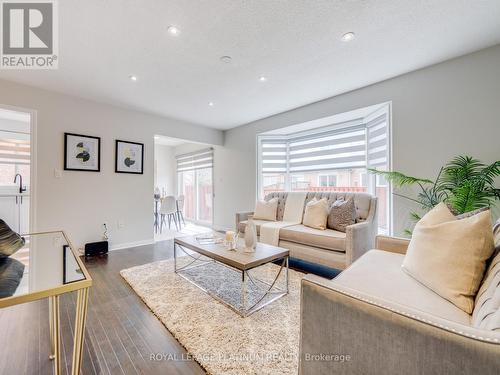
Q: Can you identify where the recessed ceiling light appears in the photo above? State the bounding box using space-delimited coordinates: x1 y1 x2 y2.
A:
129 75 137 81
259 76 268 82
220 56 232 64
341 32 355 42
208 102 215 107
167 26 180 36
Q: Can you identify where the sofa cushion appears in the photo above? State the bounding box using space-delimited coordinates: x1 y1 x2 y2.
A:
264 192 288 221
402 203 495 314
303 192 372 222
238 219 273 235
327 198 356 232
472 220 500 331
303 198 329 230
333 250 471 325
253 198 278 221
279 224 346 252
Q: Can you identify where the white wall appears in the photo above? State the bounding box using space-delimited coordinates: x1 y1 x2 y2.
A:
220 44 500 235
0 79 223 249
154 144 176 196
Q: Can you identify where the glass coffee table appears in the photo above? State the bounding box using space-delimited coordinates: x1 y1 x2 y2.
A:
174 233 289 317
0 231 92 375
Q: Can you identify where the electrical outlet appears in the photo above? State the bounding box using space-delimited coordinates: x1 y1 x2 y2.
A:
54 169 62 178
118 219 125 229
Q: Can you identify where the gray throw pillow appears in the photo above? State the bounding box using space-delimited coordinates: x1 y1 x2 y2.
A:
0 220 25 258
0 257 25 298
327 198 356 232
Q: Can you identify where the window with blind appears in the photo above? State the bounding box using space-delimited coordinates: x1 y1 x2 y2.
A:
176 148 213 224
0 131 30 186
257 105 391 233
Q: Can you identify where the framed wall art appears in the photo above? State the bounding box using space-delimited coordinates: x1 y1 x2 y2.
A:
64 133 101 172
115 139 144 174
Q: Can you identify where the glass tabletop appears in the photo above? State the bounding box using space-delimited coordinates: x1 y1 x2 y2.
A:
0 231 88 301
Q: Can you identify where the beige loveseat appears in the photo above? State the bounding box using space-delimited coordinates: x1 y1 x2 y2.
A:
299 231 500 374
236 192 377 270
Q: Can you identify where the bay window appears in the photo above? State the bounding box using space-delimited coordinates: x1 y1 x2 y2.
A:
257 105 391 233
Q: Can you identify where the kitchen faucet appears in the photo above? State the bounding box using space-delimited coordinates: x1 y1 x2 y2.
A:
13 174 26 194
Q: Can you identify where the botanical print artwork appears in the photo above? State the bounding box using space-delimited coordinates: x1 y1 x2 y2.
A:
64 133 100 172
115 140 144 174
75 141 91 163
123 146 136 167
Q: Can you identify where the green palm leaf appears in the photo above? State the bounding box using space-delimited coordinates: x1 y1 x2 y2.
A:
369 155 500 234
368 169 433 187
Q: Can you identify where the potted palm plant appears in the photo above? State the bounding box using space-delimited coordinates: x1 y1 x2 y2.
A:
370 156 500 235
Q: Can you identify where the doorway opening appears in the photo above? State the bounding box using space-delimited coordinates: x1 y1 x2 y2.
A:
0 107 32 234
153 135 213 241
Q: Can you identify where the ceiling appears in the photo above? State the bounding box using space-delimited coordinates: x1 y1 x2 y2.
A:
154 135 187 147
2 0 500 130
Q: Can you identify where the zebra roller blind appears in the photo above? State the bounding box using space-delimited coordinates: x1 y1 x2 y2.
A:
176 148 213 172
0 132 30 165
288 125 366 172
260 139 287 173
366 113 389 170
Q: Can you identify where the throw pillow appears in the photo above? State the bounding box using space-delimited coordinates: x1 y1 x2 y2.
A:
455 206 489 219
303 198 329 230
402 202 495 314
493 219 500 257
253 198 278 221
327 198 356 232
0 220 25 258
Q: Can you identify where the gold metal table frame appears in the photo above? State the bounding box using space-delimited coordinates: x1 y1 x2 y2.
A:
0 231 92 375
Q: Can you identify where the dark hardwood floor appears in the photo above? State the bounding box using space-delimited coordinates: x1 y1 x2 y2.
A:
0 240 205 375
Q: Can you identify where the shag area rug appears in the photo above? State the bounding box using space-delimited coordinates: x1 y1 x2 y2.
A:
120 258 304 375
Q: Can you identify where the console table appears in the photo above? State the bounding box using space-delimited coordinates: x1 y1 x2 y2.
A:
0 231 92 375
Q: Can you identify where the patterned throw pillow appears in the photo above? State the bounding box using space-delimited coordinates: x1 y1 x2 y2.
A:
445 203 488 219
327 198 356 232
0 220 25 258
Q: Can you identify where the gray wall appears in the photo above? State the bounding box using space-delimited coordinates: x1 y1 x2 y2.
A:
221 44 500 235
0 79 223 249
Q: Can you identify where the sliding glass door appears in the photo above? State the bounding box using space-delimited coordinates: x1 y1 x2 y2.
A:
177 148 214 224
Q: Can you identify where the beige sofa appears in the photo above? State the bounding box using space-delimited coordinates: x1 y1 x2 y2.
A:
299 232 500 374
236 192 377 270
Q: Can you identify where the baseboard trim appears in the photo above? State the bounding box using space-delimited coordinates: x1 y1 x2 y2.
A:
110 239 155 251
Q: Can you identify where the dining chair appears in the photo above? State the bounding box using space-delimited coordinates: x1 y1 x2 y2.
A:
176 195 186 227
160 196 179 232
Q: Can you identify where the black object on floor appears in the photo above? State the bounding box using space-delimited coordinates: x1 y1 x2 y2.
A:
84 241 109 257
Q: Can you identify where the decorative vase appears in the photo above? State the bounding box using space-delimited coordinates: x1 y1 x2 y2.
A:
244 216 257 252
